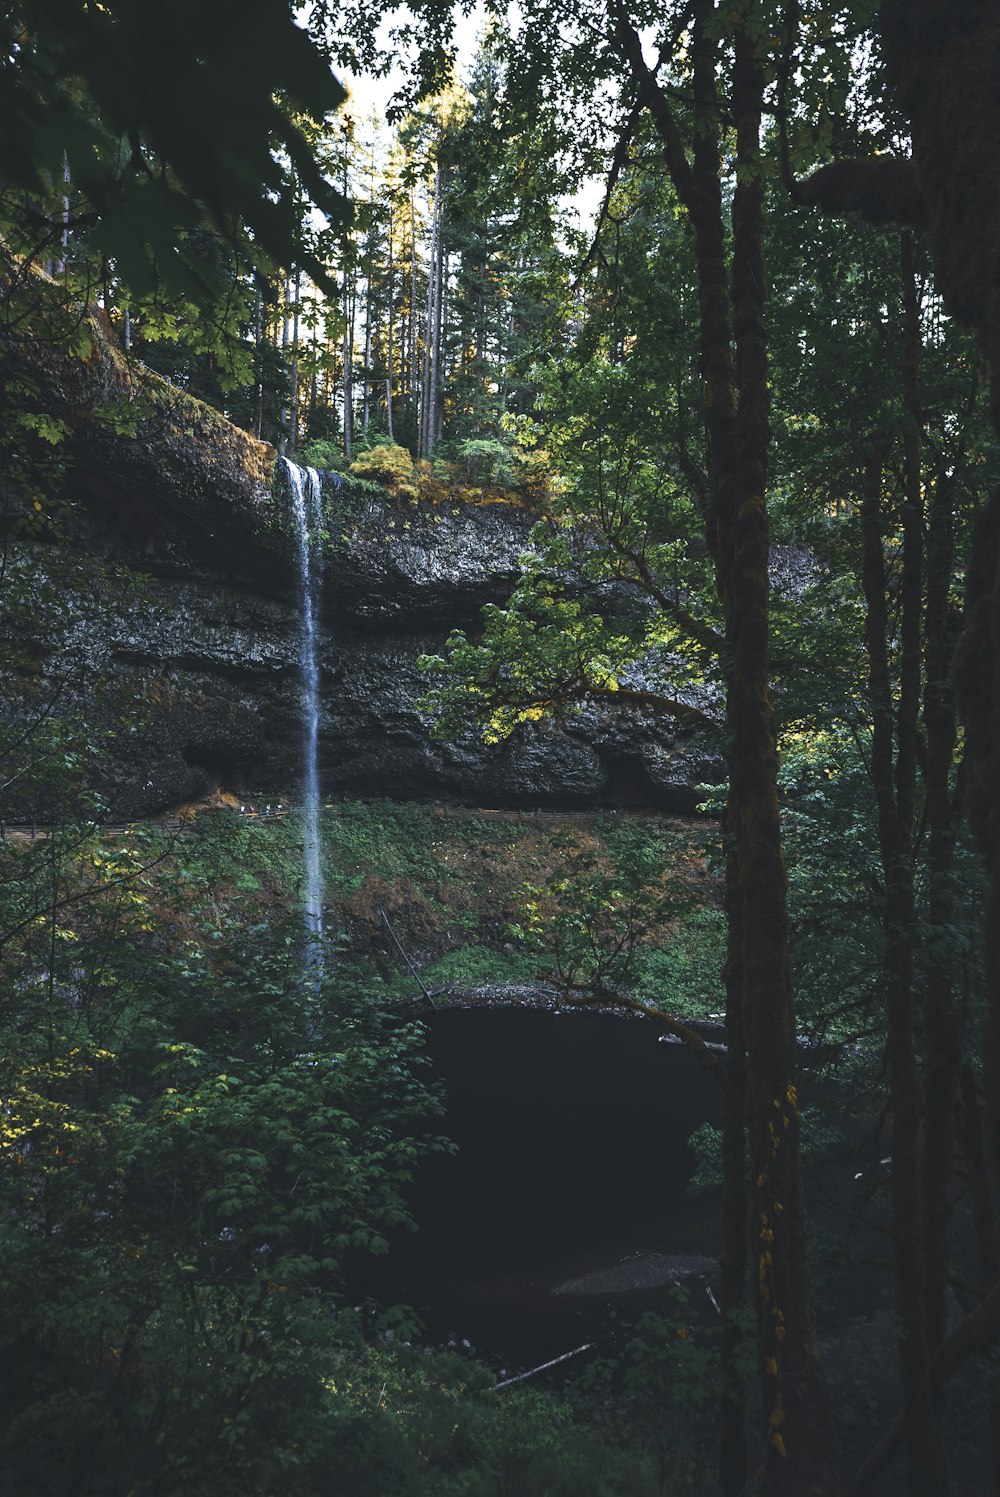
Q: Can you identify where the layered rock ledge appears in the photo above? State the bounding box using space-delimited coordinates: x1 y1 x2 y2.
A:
1 305 720 817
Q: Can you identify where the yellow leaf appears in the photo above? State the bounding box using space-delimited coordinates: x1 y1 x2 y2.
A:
772 1431 787 1457
770 1408 785 1427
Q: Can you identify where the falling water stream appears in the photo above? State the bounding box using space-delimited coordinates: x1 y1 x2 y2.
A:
283 458 324 963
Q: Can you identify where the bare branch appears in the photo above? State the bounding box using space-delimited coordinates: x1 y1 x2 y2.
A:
547 973 724 1080
379 906 437 1009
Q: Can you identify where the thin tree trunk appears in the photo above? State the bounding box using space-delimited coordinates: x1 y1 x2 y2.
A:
476 250 487 424
719 823 749 1495
873 25 1000 1454
958 1061 1000 1492
55 155 69 277
421 170 440 458
729 20 835 1491
386 201 395 440
342 151 354 461
362 260 372 436
860 390 947 1494
279 271 291 456
308 314 318 441
433 247 446 447
343 270 355 461
918 349 963 1373
862 20 1000 1479
290 267 301 454
409 186 418 416
252 286 263 439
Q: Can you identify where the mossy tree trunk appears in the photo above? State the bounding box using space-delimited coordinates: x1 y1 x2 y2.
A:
803 8 1000 1471
919 360 964 1385
880 0 1000 1282
858 238 949 1491
616 2 837 1489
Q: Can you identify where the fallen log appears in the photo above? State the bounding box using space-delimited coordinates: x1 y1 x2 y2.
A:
491 1342 596 1392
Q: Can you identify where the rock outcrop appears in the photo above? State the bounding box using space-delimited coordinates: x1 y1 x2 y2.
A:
1 310 720 818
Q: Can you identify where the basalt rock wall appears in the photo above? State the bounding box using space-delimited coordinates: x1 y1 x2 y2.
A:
2 313 719 818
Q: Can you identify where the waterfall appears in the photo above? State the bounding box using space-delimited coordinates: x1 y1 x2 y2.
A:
283 458 324 961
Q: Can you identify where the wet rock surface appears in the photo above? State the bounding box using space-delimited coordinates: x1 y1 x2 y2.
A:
553 1252 719 1296
6 524 720 822
0 341 721 814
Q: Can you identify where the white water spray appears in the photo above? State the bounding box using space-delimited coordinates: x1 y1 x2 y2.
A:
283 458 324 962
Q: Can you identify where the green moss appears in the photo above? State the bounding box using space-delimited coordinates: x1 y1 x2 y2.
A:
153 802 722 1013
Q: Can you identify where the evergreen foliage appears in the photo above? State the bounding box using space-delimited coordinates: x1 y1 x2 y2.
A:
5 1 1000 1492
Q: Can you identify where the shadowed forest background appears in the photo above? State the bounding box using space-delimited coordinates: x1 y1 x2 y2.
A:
2 2 1000 1495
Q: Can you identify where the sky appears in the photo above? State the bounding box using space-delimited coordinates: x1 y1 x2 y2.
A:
338 3 487 124
335 2 604 232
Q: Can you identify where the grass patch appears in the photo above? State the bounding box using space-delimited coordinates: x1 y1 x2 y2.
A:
148 801 724 1013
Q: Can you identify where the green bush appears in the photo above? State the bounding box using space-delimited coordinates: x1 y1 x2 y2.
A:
634 908 727 1016
349 441 418 497
0 834 444 1496
568 1303 726 1495
453 437 519 488
316 1344 687 1497
299 437 349 472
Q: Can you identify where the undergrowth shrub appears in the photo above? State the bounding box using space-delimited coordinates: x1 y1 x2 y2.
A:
349 440 418 498
317 1344 696 1497
0 825 445 1497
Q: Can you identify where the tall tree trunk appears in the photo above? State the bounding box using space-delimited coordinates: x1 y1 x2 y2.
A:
279 271 292 456
290 267 301 454
917 307 963 1375
859 354 948 1492
55 155 69 277
409 186 418 417
252 285 263 440
878 9 1000 1356
362 260 372 436
386 201 395 441
421 169 440 458
433 248 446 447
958 1061 1000 1491
476 250 487 425
615 3 837 1489
308 314 318 442
343 280 355 461
729 21 835 1491
342 150 354 461
719 825 749 1496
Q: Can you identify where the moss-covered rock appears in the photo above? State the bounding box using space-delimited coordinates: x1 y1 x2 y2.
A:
0 288 718 818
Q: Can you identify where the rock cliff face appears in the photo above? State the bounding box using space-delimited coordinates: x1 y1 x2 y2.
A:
2 320 719 817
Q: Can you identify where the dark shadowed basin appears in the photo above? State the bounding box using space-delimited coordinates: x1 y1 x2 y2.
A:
362 1006 724 1366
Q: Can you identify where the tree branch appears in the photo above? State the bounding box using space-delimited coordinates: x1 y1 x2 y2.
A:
575 97 642 289
547 973 724 1079
612 5 697 213
605 532 724 653
487 681 719 731
378 906 437 1009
